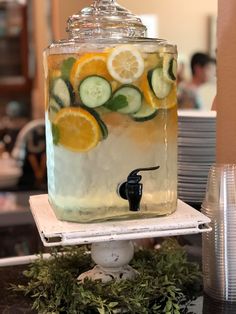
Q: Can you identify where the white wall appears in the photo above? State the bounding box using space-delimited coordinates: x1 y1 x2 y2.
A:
51 0 89 41
119 0 217 62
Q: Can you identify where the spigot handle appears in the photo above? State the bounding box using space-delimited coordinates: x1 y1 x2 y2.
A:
118 166 160 212
128 166 160 179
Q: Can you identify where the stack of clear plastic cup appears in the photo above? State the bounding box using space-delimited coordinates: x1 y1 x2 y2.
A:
203 293 236 313
202 164 236 302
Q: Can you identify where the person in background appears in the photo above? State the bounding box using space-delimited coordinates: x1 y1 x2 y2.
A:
177 60 186 84
177 52 216 110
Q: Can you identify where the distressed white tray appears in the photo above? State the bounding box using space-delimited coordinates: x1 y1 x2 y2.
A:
29 194 211 247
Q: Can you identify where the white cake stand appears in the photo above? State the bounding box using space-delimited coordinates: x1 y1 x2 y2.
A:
29 194 211 282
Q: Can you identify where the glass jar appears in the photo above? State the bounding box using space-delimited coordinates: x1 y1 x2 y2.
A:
44 0 178 223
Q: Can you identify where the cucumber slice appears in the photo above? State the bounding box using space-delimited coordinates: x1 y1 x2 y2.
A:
148 68 172 99
163 55 177 82
48 97 61 121
98 117 108 139
79 75 112 108
49 97 61 111
80 105 108 139
53 95 64 108
131 102 158 122
52 78 73 107
113 85 142 114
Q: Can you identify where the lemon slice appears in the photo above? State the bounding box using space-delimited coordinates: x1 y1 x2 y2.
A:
70 53 111 91
54 107 101 152
107 45 144 83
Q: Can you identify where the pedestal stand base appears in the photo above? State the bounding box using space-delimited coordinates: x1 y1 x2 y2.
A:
78 240 138 283
78 264 138 283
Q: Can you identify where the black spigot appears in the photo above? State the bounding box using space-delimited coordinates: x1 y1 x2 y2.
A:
117 166 160 212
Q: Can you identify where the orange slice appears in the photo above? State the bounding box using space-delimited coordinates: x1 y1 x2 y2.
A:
139 72 177 109
70 53 111 91
54 107 101 152
107 45 144 83
140 72 161 108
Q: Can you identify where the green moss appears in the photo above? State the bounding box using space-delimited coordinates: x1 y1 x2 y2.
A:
11 239 202 314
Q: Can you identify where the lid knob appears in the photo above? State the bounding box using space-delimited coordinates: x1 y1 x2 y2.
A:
67 0 147 39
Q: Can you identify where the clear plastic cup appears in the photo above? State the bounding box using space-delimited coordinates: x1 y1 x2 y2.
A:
203 164 236 209
202 164 236 301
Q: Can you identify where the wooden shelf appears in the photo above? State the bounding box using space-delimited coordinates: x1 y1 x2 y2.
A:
0 33 21 40
0 76 31 93
0 4 31 98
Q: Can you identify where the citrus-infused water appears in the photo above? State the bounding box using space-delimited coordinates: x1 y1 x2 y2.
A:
44 42 177 222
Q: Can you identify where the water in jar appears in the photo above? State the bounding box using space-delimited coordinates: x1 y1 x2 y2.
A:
44 42 178 222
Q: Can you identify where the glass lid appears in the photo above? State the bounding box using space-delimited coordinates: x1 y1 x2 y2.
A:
67 0 147 39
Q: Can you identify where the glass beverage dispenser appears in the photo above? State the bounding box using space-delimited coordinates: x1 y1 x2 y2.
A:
44 0 178 223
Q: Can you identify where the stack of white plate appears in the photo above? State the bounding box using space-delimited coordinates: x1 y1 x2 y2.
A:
178 110 216 204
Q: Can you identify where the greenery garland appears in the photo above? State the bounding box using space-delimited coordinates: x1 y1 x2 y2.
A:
12 238 202 314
